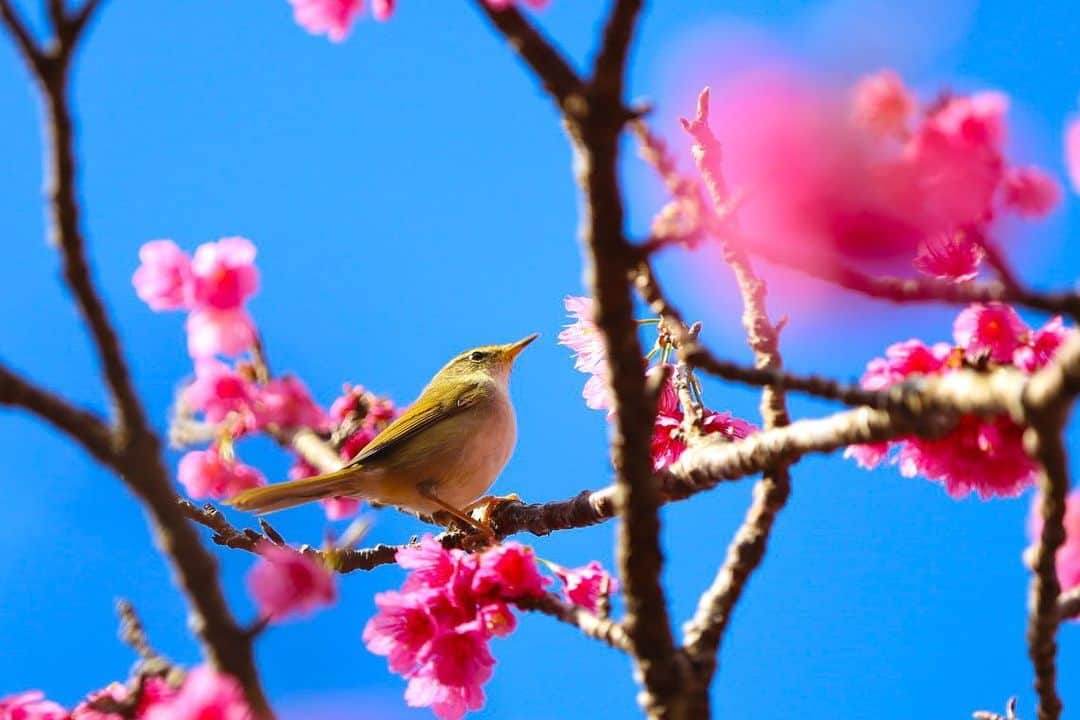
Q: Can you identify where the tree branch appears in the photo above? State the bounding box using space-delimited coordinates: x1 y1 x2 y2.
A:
0 0 42 73
0 362 117 466
516 592 631 652
591 0 643 101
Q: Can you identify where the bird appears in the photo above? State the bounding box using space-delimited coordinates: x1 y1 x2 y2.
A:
227 334 538 532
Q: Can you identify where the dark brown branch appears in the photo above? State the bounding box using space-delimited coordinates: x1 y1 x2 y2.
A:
0 362 117 466
591 0 643 100
0 0 42 72
675 89 793 708
470 1 585 113
516 593 631 652
0 12 269 715
1056 587 1080 621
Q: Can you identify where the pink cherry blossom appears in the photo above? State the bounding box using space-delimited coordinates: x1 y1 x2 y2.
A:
397 536 456 590
1014 316 1072 372
132 240 193 311
1001 166 1060 217
0 691 67 720
72 678 175 720
1029 489 1080 593
558 296 605 374
404 674 484 720
651 411 684 471
186 308 256 358
927 92 1008 150
860 339 953 391
471 542 549 600
364 589 440 674
850 70 914 138
371 0 394 20
581 373 612 411
142 666 251 720
289 0 363 41
702 410 756 441
254 375 328 431
1066 116 1080 194
912 230 986 282
321 496 362 520
177 447 265 500
953 302 1029 363
552 561 618 613
190 237 259 311
183 358 257 426
843 441 890 469
247 542 336 621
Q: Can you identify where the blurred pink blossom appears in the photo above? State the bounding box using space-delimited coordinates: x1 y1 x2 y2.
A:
1029 489 1080 594
247 542 337 622
190 237 259 311
552 561 618 613
132 240 193 311
953 302 1028 363
1001 167 1061 217
1014 316 1070 372
255 375 328 431
183 358 257 426
177 447 265 500
850 69 914 138
142 666 250 720
289 0 362 42
186 308 256 358
0 691 67 720
1066 115 1080 194
371 0 395 20
912 230 985 281
558 296 605 374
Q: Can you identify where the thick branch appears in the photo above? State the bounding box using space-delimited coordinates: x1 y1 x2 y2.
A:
516 593 631 652
591 0 643 100
0 362 117 466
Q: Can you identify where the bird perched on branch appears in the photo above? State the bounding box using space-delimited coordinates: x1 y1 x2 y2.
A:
228 334 538 534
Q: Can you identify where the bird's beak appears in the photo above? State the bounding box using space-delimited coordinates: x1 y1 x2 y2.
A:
504 333 539 362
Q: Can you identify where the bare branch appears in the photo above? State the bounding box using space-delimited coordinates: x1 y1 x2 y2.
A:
591 0 644 100
0 0 42 72
469 0 585 112
0 362 117 466
516 593 631 652
1056 587 1080 621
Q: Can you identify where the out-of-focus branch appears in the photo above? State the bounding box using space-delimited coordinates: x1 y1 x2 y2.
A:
0 362 117 467
470 0 585 112
0 7 269 714
516 593 631 652
0 0 42 72
1056 586 1080 621
591 0 642 100
674 88 793 709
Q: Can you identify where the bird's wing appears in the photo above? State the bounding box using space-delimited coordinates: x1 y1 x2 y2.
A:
346 381 485 466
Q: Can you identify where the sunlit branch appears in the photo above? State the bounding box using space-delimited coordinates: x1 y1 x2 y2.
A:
516 593 631 652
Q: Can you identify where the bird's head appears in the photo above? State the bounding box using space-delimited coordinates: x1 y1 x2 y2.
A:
434 333 539 386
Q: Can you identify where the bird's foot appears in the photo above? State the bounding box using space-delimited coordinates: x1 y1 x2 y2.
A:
465 493 522 530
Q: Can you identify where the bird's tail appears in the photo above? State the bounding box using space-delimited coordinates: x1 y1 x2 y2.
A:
226 464 364 515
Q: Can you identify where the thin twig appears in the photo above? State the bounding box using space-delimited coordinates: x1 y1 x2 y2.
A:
516 593 631 652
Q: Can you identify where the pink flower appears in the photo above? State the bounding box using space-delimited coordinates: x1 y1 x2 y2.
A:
177 448 265 500
329 384 395 425
927 92 1009 150
186 308 256 358
142 666 250 720
476 601 516 638
1029 489 1080 593
1066 115 1080 195
254 376 328 431
1001 167 1060 217
651 412 684 471
850 70 915 138
403 674 484 720
582 373 612 412
702 411 756 441
860 339 953 390
247 542 336 621
397 535 456 590
843 441 890 469
558 296 605 374
553 561 618 613
183 359 257 426
953 303 1029 363
289 0 363 42
371 0 394 20
133 240 193 311
364 589 440 674
1014 316 1071 372
912 229 986 282
472 543 549 601
0 691 67 720
73 679 175 720
190 237 258 311
321 496 362 520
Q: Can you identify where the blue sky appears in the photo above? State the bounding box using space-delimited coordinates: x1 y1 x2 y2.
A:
1 1 1079 718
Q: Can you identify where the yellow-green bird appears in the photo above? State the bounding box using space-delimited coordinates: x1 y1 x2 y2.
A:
227 334 538 530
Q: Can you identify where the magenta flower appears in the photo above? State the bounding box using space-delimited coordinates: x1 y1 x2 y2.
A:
72 678 175 720
651 411 684 471
254 375 328 431
177 447 265 500
552 561 619 613
364 589 440 674
132 239 193 311
912 230 986 282
189 237 259 311
1014 316 1071 372
183 358 257 426
397 536 457 590
321 496 362 520
953 302 1029 363
142 666 251 720
404 673 485 720
702 411 757 441
247 542 336 622
0 691 67 720
1001 166 1061 218
186 308 256 358
471 542 550 601
850 69 914 138
288 0 363 41
1029 489 1080 594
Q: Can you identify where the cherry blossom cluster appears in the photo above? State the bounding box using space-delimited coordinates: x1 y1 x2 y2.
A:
133 238 397 520
286 0 549 42
0 667 251 720
559 296 756 470
695 68 1062 282
364 536 617 720
846 303 1073 498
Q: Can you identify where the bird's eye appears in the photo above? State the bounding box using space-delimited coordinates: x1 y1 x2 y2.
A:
469 351 486 362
